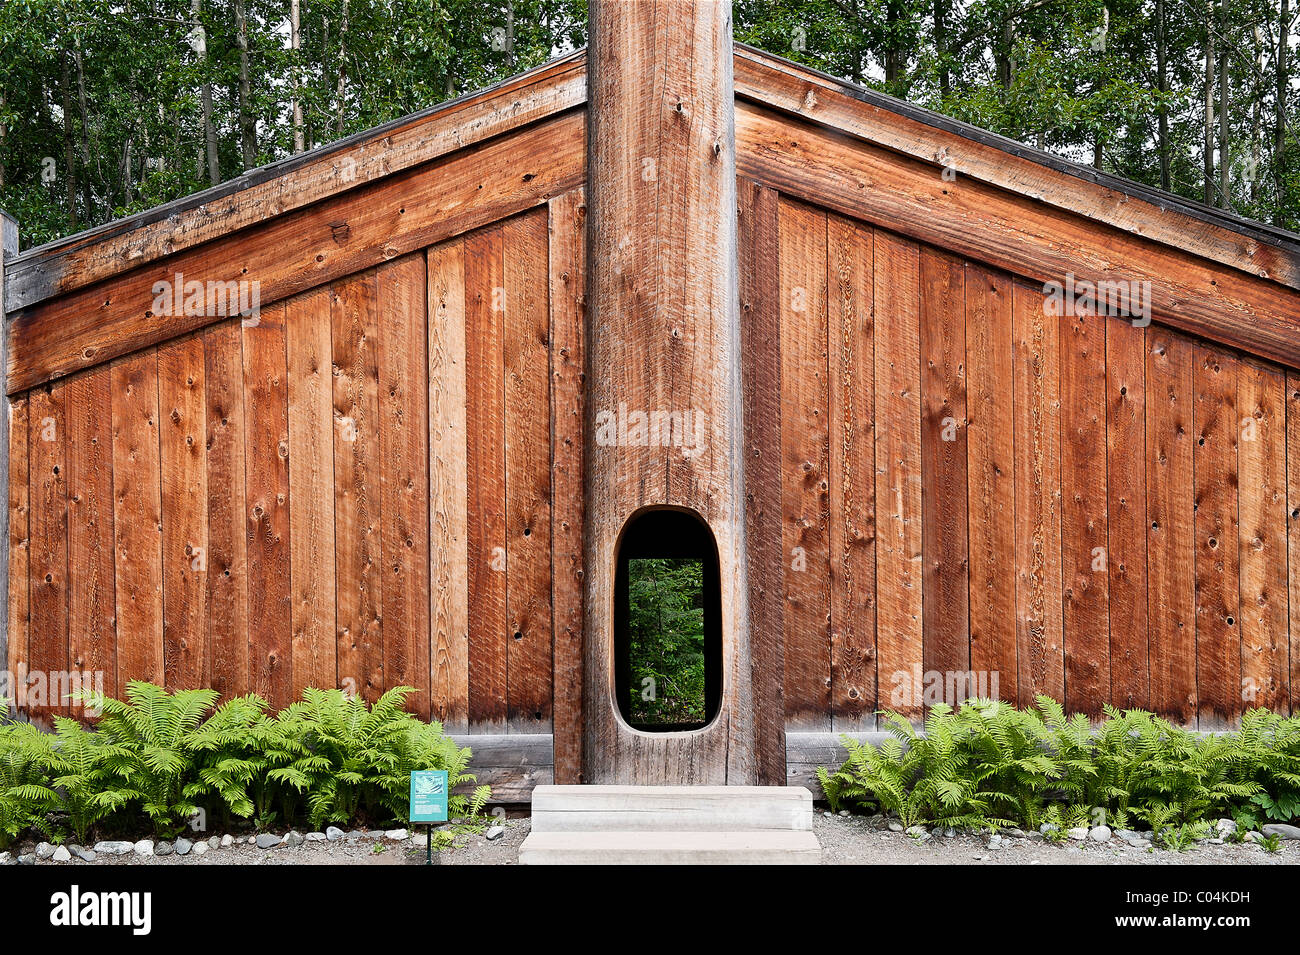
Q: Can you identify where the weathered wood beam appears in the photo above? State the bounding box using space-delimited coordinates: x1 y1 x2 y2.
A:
584 0 757 783
5 51 586 313
7 111 585 394
737 102 1300 370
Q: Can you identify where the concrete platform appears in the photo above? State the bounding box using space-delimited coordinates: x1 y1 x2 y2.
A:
518 829 822 865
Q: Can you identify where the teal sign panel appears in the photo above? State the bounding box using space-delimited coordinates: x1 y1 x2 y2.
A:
410 770 449 823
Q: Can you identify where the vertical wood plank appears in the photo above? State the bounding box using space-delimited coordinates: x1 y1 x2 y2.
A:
159 335 208 691
465 225 508 730
332 272 383 702
29 385 68 718
1059 306 1109 718
920 247 969 698
1012 282 1064 705
827 214 875 731
204 322 249 699
549 190 586 777
873 232 923 721
1288 372 1300 715
429 240 470 732
503 210 553 733
1193 344 1241 729
965 264 1016 704
111 352 164 689
377 254 431 718
1147 328 1197 725
778 198 830 731
286 287 337 700
1105 318 1149 709
243 303 293 710
1237 357 1288 713
6 396 29 712
65 369 116 708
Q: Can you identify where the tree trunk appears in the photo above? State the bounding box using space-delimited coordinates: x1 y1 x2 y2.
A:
73 37 96 220
1277 0 1290 216
60 53 79 229
291 0 305 153
191 0 219 186
1156 0 1170 190
1204 1 1216 205
235 0 256 169
934 0 949 97
335 0 350 137
1219 2 1230 209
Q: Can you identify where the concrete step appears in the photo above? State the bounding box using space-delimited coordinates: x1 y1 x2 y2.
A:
529 784 814 832
518 829 822 865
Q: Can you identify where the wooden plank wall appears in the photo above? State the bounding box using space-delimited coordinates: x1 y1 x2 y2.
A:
6 206 559 741
758 191 1299 729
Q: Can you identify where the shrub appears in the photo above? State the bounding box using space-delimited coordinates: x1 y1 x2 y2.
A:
819 697 1300 843
0 720 59 848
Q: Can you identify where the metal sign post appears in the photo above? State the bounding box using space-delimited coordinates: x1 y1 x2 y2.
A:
409 770 450 865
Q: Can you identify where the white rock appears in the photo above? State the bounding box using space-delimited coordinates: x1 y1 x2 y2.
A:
1215 818 1238 835
192 842 208 856
384 829 408 841
221 835 234 848
35 843 56 860
326 826 345 842
1067 827 1089 841
1244 830 1264 843
1089 825 1112 843
207 837 219 849
52 846 71 863
0 852 11 865
133 839 154 857
887 821 904 833
95 840 133 856
485 825 505 842
174 838 193 856
306 832 327 842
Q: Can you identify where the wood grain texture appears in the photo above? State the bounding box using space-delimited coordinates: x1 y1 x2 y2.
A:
1059 307 1109 719
9 112 586 394
1193 345 1241 730
1288 372 1300 715
6 396 29 709
736 103 1300 370
1146 328 1197 725
1012 281 1063 706
827 213 875 731
377 254 431 717
111 352 163 688
778 198 830 731
739 178 788 778
428 240 470 732
873 232 923 720
1236 357 1288 713
1105 318 1149 709
331 272 383 703
965 264 1016 704
286 287 337 699
503 210 553 733
28 385 67 717
242 303 293 709
65 368 116 706
465 225 507 731
548 190 586 779
920 247 969 693
159 335 208 690
584 0 755 783
203 322 249 699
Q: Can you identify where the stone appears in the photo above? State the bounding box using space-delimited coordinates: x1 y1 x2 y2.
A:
1262 824 1300 841
1215 818 1238 835
887 821 904 833
247 836 257 845
282 831 304 847
0 853 10 865
944 828 956 838
1089 825 1112 843
174 838 193 856
133 839 154 857
384 829 408 841
1005 828 1027 838
1244 831 1263 843
1067 827 1089 841
485 825 505 842
986 834 1002 849
306 832 327 842
70 845 97 862
192 842 208 856
1026 831 1044 842
326 826 345 842
904 826 930 841
35 842 56 860
346 830 363 842
154 841 174 856
18 854 35 865
823 810 833 817
220 835 234 848
207 837 219 849
255 833 281 850
838 810 850 817
52 846 71 863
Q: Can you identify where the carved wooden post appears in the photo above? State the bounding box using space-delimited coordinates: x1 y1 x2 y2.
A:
583 0 757 783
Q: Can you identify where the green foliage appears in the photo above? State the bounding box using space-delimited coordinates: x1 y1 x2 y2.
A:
0 682 490 847
626 558 706 725
819 697 1300 847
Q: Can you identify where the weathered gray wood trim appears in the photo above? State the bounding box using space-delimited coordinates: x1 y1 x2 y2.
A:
0 210 15 713
450 733 555 804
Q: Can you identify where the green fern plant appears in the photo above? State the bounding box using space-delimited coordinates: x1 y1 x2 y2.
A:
80 681 219 838
37 717 123 844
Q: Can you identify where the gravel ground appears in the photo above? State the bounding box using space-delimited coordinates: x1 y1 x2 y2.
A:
6 808 1295 865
